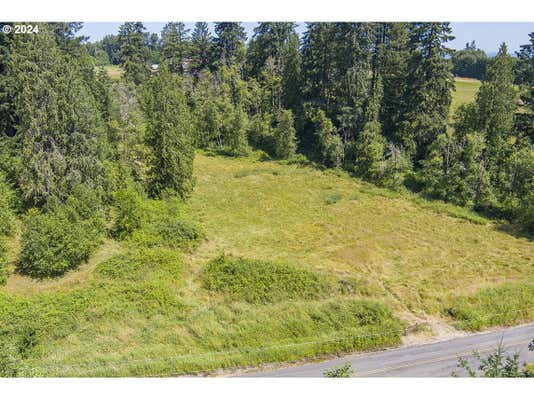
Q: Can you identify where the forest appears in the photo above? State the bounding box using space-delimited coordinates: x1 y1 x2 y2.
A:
0 22 533 376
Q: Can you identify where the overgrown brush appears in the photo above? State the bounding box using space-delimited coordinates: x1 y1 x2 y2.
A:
129 198 204 251
202 255 336 303
18 202 104 278
447 283 534 330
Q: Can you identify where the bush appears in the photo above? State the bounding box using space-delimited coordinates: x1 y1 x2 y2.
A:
18 206 104 278
129 198 204 251
202 255 336 303
96 247 182 282
323 362 354 377
112 187 143 239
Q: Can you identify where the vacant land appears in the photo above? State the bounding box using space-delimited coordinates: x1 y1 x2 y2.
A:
2 149 532 376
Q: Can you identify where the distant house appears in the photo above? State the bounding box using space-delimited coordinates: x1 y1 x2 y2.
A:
150 64 159 74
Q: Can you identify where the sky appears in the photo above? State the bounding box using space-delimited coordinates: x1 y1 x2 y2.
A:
79 22 534 54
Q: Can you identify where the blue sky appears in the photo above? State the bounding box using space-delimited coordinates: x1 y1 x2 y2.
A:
80 22 533 54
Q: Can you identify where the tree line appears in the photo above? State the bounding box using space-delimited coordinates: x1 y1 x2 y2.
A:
0 22 532 280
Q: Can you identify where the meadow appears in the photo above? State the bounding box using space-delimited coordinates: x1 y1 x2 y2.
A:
1 78 533 377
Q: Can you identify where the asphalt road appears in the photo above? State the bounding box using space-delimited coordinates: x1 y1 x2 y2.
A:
243 324 534 377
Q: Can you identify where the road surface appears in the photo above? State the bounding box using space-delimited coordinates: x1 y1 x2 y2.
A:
243 324 534 377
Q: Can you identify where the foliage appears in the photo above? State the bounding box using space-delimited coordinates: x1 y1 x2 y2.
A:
161 22 189 73
129 198 203 251
142 68 195 199
451 41 488 79
273 109 297 159
447 283 534 331
454 341 530 377
323 362 354 377
18 199 104 278
112 186 143 240
118 22 149 85
5 28 107 208
202 255 336 303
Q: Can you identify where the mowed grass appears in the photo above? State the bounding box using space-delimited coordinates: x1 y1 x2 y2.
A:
450 77 481 116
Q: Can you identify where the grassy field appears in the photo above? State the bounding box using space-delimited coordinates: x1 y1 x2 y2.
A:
451 77 481 116
103 65 123 81
1 81 533 377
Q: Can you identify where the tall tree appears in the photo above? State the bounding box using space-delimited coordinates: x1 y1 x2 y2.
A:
398 23 455 162
190 22 213 73
118 22 149 85
515 32 534 112
213 23 246 65
142 68 195 199
161 22 190 73
6 28 107 207
451 41 488 79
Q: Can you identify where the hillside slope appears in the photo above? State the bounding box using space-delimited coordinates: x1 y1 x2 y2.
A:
1 152 532 376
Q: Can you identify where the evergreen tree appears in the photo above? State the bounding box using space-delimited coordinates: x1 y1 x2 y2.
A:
247 23 300 114
273 109 297 159
352 76 386 183
375 23 411 143
142 68 195 199
161 22 190 73
7 29 107 207
399 23 455 161
515 32 534 112
191 22 213 73
301 23 337 114
475 43 518 201
214 23 246 65
118 22 149 85
451 41 488 79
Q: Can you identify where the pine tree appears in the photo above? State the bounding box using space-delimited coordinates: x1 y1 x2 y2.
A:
301 23 337 114
118 22 149 85
352 76 386 183
399 23 455 161
161 22 190 73
375 23 411 143
273 109 297 159
247 23 300 114
214 23 246 65
515 32 534 112
226 107 249 156
142 68 195 199
475 43 518 201
191 22 213 73
7 28 107 207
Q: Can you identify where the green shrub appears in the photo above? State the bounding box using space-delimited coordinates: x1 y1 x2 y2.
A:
447 283 534 331
323 362 354 377
96 247 182 282
112 187 143 239
202 255 336 303
322 192 343 205
129 199 203 251
18 206 104 278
